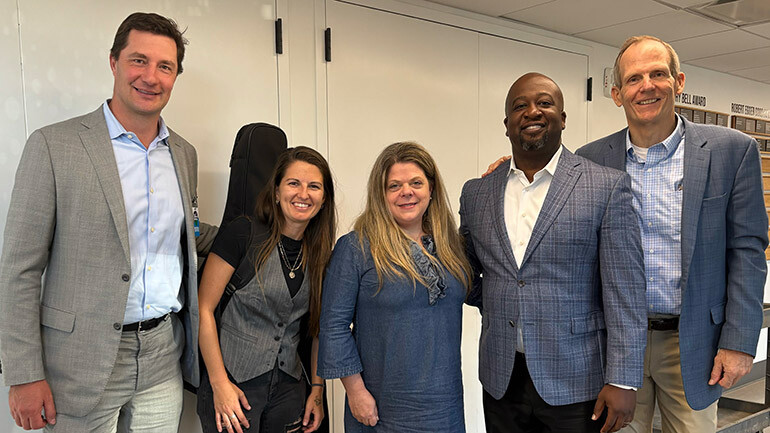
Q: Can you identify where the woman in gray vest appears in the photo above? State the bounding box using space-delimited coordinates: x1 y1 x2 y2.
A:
318 142 471 432
197 147 336 433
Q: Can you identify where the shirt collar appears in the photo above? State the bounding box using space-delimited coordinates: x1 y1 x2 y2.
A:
102 100 169 144
509 145 563 178
625 114 683 161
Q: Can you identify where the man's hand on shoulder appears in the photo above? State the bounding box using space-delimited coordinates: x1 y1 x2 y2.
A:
9 379 56 430
593 384 635 433
482 155 511 177
709 348 753 389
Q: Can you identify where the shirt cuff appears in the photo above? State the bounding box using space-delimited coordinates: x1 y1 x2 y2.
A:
609 383 637 391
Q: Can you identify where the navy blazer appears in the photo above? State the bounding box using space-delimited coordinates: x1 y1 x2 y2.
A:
460 147 647 405
577 117 769 410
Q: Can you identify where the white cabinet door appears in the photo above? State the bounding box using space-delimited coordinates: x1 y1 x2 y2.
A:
16 0 280 223
326 0 479 236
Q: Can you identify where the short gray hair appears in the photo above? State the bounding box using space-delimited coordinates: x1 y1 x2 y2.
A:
613 35 680 88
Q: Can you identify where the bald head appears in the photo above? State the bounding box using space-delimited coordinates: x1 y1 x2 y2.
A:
503 72 566 156
505 72 564 117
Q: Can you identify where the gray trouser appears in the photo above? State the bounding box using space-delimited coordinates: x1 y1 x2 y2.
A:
47 314 185 433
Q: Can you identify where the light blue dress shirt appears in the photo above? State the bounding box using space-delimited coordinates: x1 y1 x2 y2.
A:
102 102 185 324
625 115 685 315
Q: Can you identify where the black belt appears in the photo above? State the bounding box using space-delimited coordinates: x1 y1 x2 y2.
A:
123 313 170 332
648 317 679 331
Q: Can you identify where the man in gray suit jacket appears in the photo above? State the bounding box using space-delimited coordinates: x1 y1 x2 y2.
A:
460 73 647 433
0 12 216 432
576 36 768 432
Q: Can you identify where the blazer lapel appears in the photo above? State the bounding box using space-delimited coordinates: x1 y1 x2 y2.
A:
605 129 628 171
680 121 710 284
168 136 191 212
488 164 519 272
167 131 196 270
79 108 131 262
521 149 581 267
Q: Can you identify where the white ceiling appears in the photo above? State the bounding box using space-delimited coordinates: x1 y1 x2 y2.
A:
423 0 770 84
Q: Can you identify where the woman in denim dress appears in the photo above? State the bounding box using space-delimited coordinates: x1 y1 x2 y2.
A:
318 142 471 432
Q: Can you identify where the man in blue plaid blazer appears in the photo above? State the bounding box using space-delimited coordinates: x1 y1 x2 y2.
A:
460 73 647 432
577 36 768 432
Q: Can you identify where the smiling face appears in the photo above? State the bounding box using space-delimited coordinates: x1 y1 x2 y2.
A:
385 162 432 237
109 30 178 125
612 39 685 136
276 161 325 236
504 73 566 156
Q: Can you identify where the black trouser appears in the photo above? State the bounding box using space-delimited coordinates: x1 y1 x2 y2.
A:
483 352 607 433
197 366 306 433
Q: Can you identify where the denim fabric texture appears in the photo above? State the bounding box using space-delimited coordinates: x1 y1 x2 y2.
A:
318 232 466 432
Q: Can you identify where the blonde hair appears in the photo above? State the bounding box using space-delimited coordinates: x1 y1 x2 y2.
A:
354 141 471 293
613 35 680 88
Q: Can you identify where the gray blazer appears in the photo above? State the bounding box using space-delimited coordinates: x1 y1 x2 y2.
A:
577 118 769 410
0 107 216 417
460 148 647 405
219 248 309 383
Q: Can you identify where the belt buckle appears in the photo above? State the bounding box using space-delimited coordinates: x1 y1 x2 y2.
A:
138 314 166 332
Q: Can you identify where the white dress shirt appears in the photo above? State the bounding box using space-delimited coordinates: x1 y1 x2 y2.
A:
504 146 562 353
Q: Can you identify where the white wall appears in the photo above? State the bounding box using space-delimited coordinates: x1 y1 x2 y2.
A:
2 1 770 432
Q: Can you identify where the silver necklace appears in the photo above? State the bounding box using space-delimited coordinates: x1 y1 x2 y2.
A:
277 239 303 279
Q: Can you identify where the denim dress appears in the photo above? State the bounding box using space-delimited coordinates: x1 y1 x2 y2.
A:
318 232 466 433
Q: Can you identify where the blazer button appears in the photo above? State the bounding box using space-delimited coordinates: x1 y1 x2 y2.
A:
113 322 122 331
121 274 130 282
518 280 525 287
509 320 515 327
274 336 280 341
280 361 285 366
277 322 284 327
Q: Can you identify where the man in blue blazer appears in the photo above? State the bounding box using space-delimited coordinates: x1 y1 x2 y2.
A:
460 73 647 433
577 36 768 432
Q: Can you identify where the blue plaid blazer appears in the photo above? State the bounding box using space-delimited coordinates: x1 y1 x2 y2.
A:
460 147 647 405
577 118 769 410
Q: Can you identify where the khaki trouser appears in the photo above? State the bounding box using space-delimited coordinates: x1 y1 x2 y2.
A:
622 328 718 433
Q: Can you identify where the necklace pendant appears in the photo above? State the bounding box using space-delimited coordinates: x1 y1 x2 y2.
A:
289 271 295 279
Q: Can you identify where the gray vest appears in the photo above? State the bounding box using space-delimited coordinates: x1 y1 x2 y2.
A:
219 247 309 383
